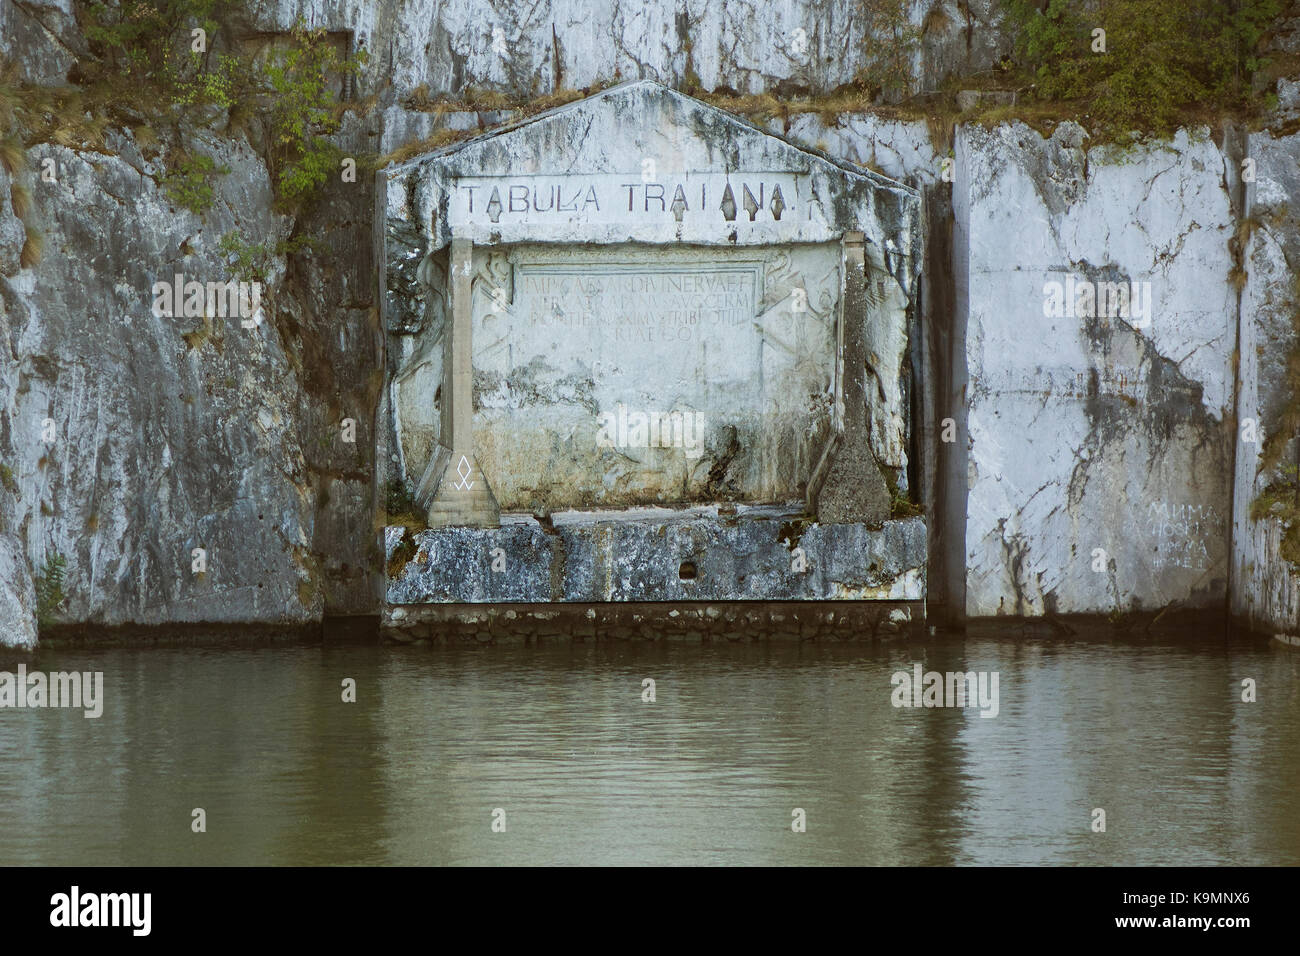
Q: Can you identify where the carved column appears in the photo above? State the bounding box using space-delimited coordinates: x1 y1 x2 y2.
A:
415 237 500 528
813 231 890 526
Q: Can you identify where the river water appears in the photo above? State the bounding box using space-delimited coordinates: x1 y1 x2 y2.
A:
1 631 1297 865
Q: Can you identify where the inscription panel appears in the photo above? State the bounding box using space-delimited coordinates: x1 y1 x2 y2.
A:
461 244 842 510
516 263 760 344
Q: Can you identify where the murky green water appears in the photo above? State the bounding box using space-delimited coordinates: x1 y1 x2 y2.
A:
1 632 1297 865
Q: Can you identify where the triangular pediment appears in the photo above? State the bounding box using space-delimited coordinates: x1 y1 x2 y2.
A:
380 80 920 258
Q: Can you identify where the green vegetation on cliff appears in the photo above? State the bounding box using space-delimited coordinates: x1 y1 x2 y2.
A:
35 552 67 632
858 0 922 99
1249 273 1300 566
3 3 367 216
1001 0 1281 138
161 152 230 214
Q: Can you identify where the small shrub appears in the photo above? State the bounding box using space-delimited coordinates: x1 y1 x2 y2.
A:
174 52 242 108
218 230 320 284
35 552 67 631
0 134 24 174
858 0 921 99
82 0 231 101
161 152 229 215
264 21 367 208
19 226 42 269
386 529 419 578
76 4 366 209
385 478 426 529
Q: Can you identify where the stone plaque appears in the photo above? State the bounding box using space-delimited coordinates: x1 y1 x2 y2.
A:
464 244 841 511
380 80 923 531
513 261 761 345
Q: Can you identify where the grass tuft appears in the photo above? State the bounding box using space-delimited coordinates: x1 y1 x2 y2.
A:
19 226 42 269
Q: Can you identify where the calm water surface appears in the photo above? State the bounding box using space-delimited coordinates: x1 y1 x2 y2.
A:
1 632 1297 865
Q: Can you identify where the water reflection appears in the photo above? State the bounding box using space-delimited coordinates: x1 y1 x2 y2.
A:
0 634 1296 865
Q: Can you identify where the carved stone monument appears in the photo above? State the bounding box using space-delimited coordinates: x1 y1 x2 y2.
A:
376 81 925 626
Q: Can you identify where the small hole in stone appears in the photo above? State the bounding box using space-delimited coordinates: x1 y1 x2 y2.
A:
679 561 697 580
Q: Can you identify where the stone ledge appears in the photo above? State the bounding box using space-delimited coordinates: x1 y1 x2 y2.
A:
384 509 925 604
381 600 922 643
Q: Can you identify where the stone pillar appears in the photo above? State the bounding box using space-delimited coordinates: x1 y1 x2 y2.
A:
416 238 500 528
814 231 890 526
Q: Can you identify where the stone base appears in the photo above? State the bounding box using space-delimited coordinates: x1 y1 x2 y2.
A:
381 600 923 643
384 505 925 604
415 445 500 528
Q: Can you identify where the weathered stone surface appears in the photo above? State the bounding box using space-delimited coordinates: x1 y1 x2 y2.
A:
0 0 81 86
380 82 923 522
0 0 1017 112
453 243 844 510
238 0 1010 102
957 123 1236 617
8 0 1299 642
0 130 324 630
0 166 26 276
386 509 925 603
1275 78 1300 122
385 519 554 603
384 83 922 250
779 113 956 609
1231 130 1300 636
917 1 1009 97
379 598 920 641
815 232 890 525
781 114 940 188
0 169 30 646
0 532 37 649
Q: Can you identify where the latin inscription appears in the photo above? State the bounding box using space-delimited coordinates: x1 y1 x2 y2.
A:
1145 501 1220 572
515 264 760 343
450 173 802 228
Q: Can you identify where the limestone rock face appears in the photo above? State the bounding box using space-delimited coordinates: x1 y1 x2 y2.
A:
1 158 36 647
0 166 25 275
956 123 1237 617
0 130 325 631
239 0 1010 100
0 0 81 85
1232 130 1300 636
782 114 941 188
0 525 37 649
0 0 1013 107
6 0 1300 641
